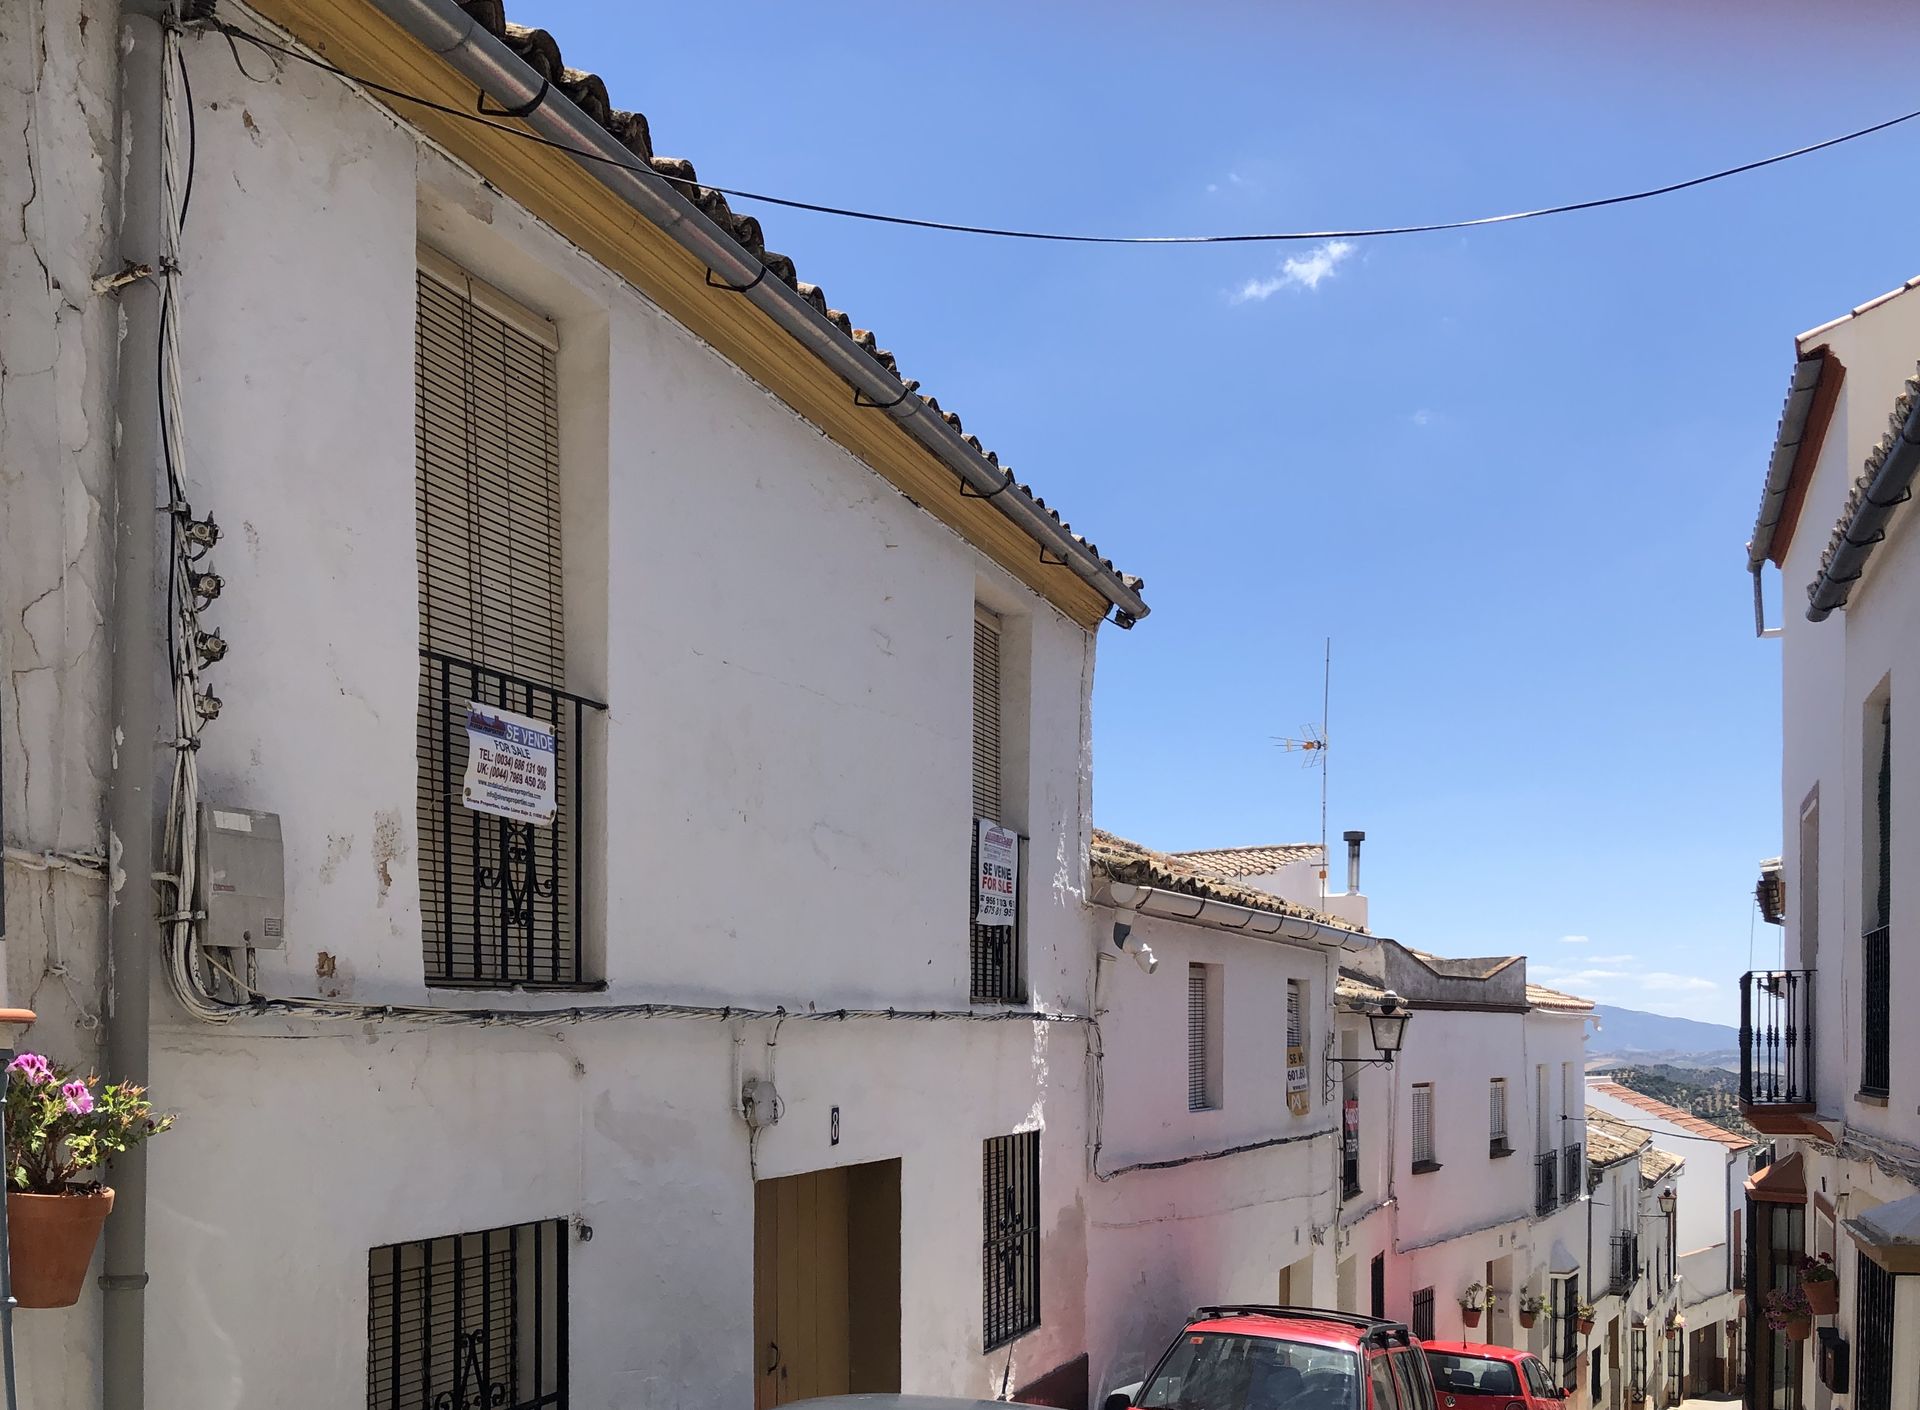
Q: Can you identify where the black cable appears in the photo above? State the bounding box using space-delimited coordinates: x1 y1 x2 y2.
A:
210 21 1920 247
176 38 196 231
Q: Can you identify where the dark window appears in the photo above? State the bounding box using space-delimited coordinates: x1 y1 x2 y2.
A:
982 1129 1040 1349
1856 1253 1896 1410
1138 1334 1359 1410
368 1218 567 1410
1428 1354 1519 1397
1553 1278 1580 1386
1863 697 1891 1097
1631 1327 1647 1395
1370 1254 1386 1320
415 264 603 988
1411 1287 1435 1341
1369 1354 1400 1410
1523 1356 1556 1401
1389 1349 1432 1410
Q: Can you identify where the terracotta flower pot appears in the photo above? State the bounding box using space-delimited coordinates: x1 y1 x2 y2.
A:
1804 1279 1838 1316
1578 1317 1596 1336
1462 1307 1482 1328
1665 1326 1678 1340
1784 1315 1812 1343
7 1188 114 1309
1519 1310 1538 1329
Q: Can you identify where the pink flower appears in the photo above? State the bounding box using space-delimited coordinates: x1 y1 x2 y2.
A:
61 1081 93 1116
6 1054 53 1085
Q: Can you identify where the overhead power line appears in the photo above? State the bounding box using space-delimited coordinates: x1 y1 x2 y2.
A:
214 22 1920 246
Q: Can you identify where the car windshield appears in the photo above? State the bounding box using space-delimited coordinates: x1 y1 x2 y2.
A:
1425 1354 1520 1398
1138 1332 1359 1410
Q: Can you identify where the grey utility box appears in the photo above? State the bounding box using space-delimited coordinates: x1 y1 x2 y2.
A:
197 805 286 949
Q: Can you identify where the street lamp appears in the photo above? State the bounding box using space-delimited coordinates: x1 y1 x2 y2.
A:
1658 1187 1677 1216
1367 994 1410 1058
1324 992 1412 1100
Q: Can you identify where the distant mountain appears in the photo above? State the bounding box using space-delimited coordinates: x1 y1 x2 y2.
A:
1588 1005 1740 1072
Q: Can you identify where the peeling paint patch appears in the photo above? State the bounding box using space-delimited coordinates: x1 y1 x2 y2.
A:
317 832 353 884
372 808 405 901
315 950 336 978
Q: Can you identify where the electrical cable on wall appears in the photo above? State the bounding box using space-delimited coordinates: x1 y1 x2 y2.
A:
203 20 1920 249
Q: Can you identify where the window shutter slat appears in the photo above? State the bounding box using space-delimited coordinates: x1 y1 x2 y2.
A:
971 614 1002 824
1188 968 1210 1111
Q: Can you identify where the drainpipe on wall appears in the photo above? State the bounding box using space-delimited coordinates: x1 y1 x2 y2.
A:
103 7 171 1409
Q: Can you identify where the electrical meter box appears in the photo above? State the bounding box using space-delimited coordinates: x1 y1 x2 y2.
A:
196 805 286 949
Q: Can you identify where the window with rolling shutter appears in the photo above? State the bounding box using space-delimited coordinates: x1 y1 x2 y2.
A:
1411 1082 1435 1168
970 607 1022 1002
415 254 603 988
1189 966 1212 1110
1187 964 1221 1110
367 1218 566 1410
1489 1077 1510 1154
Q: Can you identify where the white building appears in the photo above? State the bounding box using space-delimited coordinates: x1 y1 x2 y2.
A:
1080 833 1375 1400
0 2 1155 1406
1333 945 1596 1401
1742 274 1920 1410
1587 1080 1756 1398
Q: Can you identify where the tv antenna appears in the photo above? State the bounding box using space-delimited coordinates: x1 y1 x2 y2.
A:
1272 640 1332 898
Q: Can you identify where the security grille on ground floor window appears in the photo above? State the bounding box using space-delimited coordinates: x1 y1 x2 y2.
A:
415 256 604 988
1553 1277 1580 1387
1411 1288 1434 1341
1857 1250 1896 1410
1411 1083 1434 1166
982 1129 1041 1350
368 1218 567 1410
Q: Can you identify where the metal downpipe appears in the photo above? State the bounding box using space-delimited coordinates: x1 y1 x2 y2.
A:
359 0 1148 625
103 7 171 1408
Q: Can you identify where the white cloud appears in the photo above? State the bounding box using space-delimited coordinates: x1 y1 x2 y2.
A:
1412 409 1434 428
1640 973 1718 993
1229 239 1354 303
1560 935 1590 945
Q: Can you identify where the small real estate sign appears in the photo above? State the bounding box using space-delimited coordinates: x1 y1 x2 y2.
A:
1287 1045 1310 1116
462 702 557 825
975 819 1019 926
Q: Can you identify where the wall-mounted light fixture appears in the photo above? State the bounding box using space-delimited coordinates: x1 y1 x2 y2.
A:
1658 1187 1677 1216
1323 992 1411 1101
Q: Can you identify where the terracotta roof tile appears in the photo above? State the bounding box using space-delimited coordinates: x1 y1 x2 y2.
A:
1526 982 1596 1013
1588 1079 1753 1149
1808 362 1920 614
1586 1107 1654 1169
1090 830 1359 932
1169 844 1325 878
453 3 1140 599
1640 1147 1685 1185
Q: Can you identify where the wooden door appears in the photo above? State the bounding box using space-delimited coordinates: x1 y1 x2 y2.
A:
755 1168 852 1409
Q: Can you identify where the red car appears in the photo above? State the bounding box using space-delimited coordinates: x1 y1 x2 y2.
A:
1106 1306 1438 1410
1418 1341 1566 1410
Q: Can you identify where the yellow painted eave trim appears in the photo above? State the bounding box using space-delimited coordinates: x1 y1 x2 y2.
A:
242 0 1113 630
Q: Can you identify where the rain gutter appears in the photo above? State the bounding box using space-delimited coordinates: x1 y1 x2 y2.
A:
360 0 1149 625
1091 878 1375 953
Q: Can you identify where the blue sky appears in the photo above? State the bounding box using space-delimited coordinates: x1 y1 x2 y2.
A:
536 0 1920 1023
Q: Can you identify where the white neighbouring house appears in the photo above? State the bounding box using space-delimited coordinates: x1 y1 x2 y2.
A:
1079 833 1376 1400
1740 274 1920 1410
0 1 1157 1406
1333 946 1596 1402
1586 1081 1756 1400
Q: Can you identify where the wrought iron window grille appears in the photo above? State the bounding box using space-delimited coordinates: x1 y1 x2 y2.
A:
982 1130 1041 1350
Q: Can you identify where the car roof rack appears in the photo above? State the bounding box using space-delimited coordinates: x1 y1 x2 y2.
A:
1189 1306 1417 1347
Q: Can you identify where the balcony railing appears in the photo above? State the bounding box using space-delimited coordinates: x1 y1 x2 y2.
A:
1536 1152 1558 1217
1739 969 1815 1108
969 826 1027 1003
418 650 606 987
1862 927 1890 1099
1562 1144 1583 1207
1609 1232 1639 1296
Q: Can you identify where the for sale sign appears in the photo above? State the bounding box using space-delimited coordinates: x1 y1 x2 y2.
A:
975 819 1019 926
462 702 557 825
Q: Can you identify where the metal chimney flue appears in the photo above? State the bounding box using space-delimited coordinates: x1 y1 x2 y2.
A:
1343 831 1366 893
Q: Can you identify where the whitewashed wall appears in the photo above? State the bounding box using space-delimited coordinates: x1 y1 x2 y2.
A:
7 13 1114 1407
1082 907 1342 1399
0 0 121 1404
